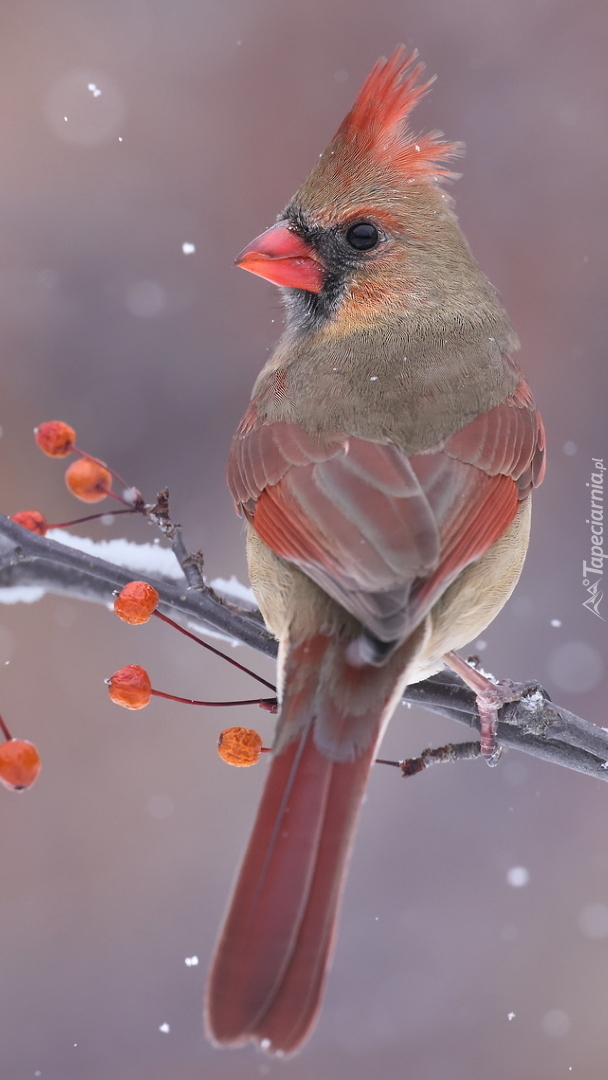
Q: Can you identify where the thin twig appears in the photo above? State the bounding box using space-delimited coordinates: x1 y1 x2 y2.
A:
145 489 207 592
377 741 482 776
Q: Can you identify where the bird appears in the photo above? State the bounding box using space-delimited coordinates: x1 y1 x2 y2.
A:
206 45 545 1056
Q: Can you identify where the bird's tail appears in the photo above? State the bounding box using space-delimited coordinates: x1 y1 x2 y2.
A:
205 631 413 1055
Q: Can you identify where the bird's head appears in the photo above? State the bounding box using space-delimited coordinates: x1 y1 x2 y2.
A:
236 47 472 337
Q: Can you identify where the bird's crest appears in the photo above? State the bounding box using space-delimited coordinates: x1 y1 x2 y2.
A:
332 46 461 181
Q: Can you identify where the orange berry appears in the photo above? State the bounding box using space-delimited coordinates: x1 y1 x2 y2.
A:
35 420 76 457
0 739 41 791
65 458 112 503
107 665 152 709
217 726 263 767
10 510 47 535
114 581 160 624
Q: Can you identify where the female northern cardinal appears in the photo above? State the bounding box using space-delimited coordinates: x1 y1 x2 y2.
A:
206 46 545 1055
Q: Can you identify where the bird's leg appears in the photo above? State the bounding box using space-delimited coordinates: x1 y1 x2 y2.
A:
442 651 527 767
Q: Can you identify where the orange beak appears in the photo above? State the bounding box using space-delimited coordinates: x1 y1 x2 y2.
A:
235 222 325 293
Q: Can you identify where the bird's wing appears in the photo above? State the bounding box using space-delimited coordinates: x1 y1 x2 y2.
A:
227 378 545 643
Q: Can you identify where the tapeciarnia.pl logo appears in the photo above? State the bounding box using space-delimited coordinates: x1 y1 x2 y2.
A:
582 457 605 619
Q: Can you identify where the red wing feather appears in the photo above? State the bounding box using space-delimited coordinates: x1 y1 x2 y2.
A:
227 381 545 643
445 379 546 495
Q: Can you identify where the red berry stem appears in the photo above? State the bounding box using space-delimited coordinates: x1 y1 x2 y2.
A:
71 446 132 493
152 610 276 692
50 508 137 529
103 487 140 509
150 688 277 708
0 715 13 741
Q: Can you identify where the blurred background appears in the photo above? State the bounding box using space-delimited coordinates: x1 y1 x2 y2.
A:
0 1 606 1078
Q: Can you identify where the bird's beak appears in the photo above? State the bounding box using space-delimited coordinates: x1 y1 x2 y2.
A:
235 222 325 293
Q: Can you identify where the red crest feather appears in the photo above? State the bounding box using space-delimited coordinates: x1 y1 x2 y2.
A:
335 46 462 180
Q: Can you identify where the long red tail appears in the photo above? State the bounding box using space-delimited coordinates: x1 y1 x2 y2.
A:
205 634 405 1055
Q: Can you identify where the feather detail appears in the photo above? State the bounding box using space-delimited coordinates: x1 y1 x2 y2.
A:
226 383 544 645
331 45 462 181
444 377 547 495
206 630 420 1054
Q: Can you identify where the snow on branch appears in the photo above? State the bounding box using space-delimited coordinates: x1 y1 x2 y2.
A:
0 510 606 782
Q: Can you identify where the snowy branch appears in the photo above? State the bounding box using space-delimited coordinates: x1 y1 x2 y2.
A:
1 512 606 782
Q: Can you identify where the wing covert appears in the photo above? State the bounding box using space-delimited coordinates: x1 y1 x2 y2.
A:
227 379 544 643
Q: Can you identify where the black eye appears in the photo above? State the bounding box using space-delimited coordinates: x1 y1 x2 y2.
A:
345 222 379 251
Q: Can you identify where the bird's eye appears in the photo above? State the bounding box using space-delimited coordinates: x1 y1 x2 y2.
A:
345 222 379 251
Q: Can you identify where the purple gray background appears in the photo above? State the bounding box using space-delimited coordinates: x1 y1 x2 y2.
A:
0 1 607 1077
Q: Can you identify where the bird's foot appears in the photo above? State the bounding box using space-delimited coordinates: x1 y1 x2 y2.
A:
443 651 528 767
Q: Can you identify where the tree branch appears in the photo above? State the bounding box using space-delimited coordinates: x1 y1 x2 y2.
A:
1 512 605 782
0 513 271 656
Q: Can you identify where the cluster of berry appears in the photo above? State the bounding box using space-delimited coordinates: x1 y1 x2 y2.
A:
11 419 142 537
108 580 273 765
2 424 275 794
